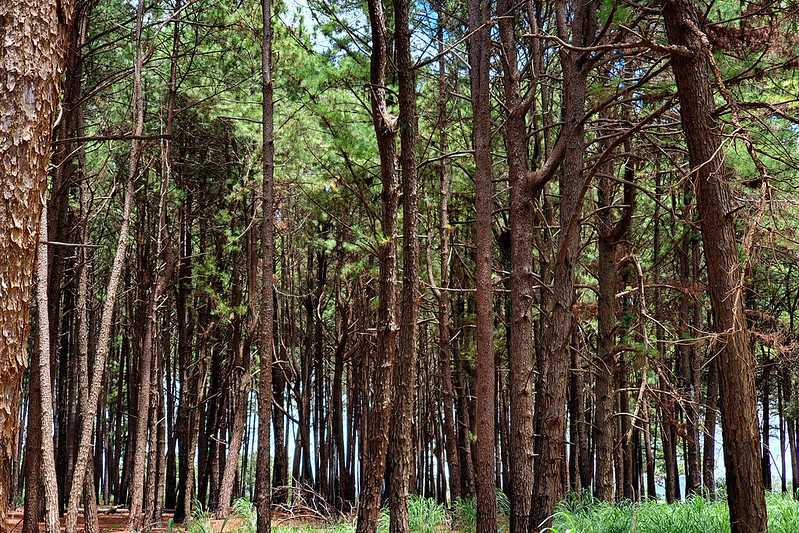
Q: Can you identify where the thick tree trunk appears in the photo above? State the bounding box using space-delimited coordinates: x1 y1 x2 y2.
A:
663 2 768 530
496 1 536 529
0 1 76 529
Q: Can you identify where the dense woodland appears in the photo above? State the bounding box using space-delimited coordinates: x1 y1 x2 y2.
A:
3 0 799 532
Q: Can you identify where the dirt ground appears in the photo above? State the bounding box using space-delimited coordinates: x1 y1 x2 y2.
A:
4 509 344 532
5 510 247 533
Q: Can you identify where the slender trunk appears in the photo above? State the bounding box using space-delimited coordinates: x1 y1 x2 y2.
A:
779 378 787 493
35 206 61 533
531 2 596 528
128 21 176 517
217 344 251 516
663 2 768 529
762 362 772 491
355 0 399 530
595 211 617 502
22 356 43 533
703 357 719 499
433 2 460 504
468 0 496 529
65 44 140 533
388 0 420 527
256 0 276 527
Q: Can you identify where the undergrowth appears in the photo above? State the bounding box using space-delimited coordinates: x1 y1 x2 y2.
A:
547 491 799 533
180 491 799 532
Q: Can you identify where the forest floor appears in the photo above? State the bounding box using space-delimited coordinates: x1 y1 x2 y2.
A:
5 510 348 533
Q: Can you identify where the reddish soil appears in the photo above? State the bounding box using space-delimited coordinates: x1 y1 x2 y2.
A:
4 510 246 533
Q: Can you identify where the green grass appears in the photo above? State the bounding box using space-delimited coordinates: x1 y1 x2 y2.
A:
548 492 799 533
181 491 799 532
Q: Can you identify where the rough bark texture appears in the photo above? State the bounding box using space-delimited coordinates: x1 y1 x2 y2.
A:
35 207 60 533
663 1 768 531
0 1 75 529
355 0 399 530
468 0 496 530
256 0 275 528
594 201 618 502
496 0 535 528
388 0 419 528
531 1 595 529
123 0 152 526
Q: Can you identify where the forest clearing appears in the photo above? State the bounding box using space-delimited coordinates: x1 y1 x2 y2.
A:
4 0 799 533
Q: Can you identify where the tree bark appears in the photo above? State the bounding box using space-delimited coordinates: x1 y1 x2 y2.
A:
663 1 768 530
0 0 76 528
468 0 496 530
531 1 596 528
355 0 400 530
35 206 61 533
388 0 419 527
256 0 275 528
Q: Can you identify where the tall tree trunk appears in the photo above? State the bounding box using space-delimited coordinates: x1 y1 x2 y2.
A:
531 1 596 528
256 0 275 528
65 22 140 533
468 0 496 529
355 0 399 530
496 0 535 528
0 0 76 529
663 2 767 530
35 207 61 533
127 8 176 515
388 0 420 527
431 1 461 504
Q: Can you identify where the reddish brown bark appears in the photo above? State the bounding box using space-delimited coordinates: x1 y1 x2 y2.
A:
468 0 496 529
355 0 399 530
0 1 76 530
663 1 768 530
256 0 275 528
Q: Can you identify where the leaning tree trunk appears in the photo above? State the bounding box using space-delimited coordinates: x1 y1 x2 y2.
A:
0 2 76 530
663 1 767 531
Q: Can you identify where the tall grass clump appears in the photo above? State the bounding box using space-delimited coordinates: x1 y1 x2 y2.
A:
377 495 448 533
549 492 799 533
232 498 258 533
184 500 214 533
450 491 510 533
765 492 799 533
